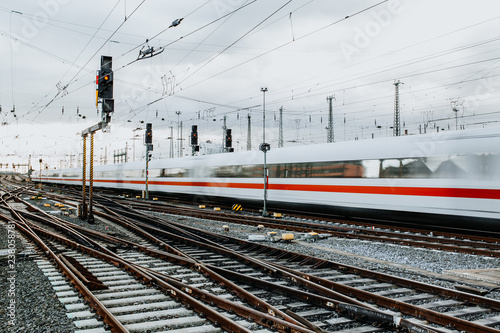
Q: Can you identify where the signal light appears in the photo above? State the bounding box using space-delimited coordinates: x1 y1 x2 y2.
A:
225 129 232 148
97 56 113 99
145 123 153 144
191 125 198 145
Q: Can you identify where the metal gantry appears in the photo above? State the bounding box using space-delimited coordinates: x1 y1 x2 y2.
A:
393 80 402 137
278 107 283 148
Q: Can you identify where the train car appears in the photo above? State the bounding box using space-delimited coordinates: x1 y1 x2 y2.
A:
35 128 500 231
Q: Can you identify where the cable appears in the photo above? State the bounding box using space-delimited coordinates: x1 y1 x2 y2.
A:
117 0 258 68
177 0 293 87
123 0 390 118
60 0 121 85
169 0 248 74
40 0 146 114
180 0 389 91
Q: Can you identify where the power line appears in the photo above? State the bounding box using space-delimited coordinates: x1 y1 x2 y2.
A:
177 0 293 87
120 1 390 118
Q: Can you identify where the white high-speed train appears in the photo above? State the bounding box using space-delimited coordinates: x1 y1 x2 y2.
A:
35 128 500 231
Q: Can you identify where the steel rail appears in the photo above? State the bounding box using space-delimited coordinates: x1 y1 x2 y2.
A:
10 194 315 330
100 203 500 333
16 219 316 333
117 198 500 256
2 191 320 332
0 214 128 332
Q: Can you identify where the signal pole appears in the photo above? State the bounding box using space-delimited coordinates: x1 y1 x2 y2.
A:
326 95 335 143
145 123 153 199
79 55 114 223
260 87 269 217
222 115 227 152
169 127 174 158
278 106 283 148
393 80 402 136
247 114 251 151
175 111 182 157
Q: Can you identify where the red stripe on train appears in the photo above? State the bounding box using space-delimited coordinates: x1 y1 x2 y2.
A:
42 178 500 200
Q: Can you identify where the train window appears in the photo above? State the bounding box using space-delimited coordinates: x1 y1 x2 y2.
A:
160 168 186 177
215 165 238 178
213 165 262 178
209 154 499 180
242 165 262 177
380 158 433 178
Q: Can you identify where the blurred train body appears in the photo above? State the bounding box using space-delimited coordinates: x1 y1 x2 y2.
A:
35 129 500 231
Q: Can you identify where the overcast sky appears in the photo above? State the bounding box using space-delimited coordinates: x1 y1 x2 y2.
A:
1 0 500 170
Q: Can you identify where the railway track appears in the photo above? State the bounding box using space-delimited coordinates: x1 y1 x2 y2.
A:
2 191 312 332
2 183 500 332
106 196 500 258
23 182 500 258
23 182 500 259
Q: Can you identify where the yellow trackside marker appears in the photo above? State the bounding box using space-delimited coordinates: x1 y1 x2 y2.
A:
153 198 158 201
199 205 206 209
232 204 242 212
281 233 294 241
273 212 282 218
136 196 141 199
214 207 221 211
222 225 229 231
257 224 264 231
44 204 50 207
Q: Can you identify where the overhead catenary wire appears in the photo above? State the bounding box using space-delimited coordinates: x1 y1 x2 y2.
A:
176 0 294 88
3 1 500 145
122 0 391 119
117 0 259 68
31 0 147 118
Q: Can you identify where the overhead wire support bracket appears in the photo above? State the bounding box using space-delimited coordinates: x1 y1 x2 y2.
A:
137 39 165 60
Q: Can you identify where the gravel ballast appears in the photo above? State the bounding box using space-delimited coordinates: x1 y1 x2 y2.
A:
0 221 76 333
